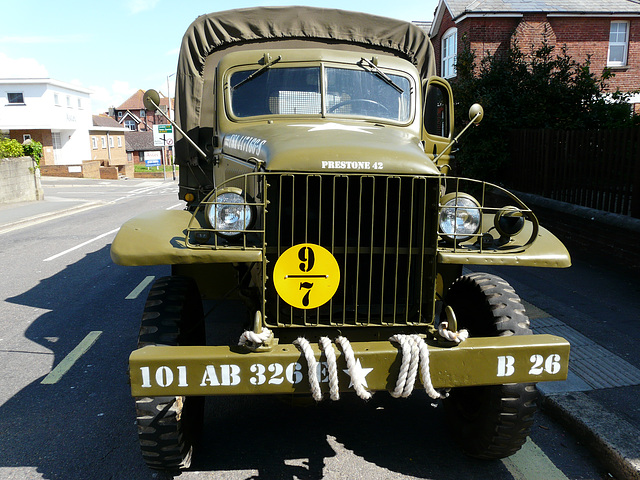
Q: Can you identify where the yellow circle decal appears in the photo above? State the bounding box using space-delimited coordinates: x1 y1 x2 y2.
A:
273 243 340 309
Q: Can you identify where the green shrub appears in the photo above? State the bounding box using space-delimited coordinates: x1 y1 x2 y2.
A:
0 138 24 159
22 140 43 167
450 35 636 182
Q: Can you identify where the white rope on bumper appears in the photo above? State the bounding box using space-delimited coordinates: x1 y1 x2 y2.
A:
437 321 469 343
389 334 444 400
293 337 323 401
288 328 470 402
293 335 372 401
319 336 340 401
335 336 372 400
238 327 274 349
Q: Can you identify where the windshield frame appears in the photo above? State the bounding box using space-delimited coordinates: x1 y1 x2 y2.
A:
224 60 416 126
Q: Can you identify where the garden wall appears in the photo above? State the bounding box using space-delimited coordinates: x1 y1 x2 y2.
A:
0 156 44 204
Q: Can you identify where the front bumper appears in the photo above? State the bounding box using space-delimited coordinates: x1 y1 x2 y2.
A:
129 334 569 397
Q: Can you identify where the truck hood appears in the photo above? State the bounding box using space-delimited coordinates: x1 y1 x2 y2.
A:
221 122 440 175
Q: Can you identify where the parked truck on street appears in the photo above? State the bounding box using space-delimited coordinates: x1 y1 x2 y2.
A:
111 6 571 471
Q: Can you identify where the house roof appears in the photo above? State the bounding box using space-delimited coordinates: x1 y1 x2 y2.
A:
432 0 640 36
125 131 161 152
93 115 121 128
116 89 173 110
445 0 640 17
119 110 141 125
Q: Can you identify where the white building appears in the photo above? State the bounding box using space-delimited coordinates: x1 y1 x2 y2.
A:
0 78 93 166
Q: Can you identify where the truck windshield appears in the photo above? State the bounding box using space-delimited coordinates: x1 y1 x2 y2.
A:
229 65 412 122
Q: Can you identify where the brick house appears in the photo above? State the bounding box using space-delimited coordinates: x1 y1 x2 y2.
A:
429 0 640 106
111 89 174 132
124 131 163 165
90 115 132 178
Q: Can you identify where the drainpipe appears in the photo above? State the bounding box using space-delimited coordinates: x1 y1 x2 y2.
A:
106 132 112 163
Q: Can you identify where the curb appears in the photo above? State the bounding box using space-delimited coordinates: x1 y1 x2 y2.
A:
513 190 640 234
0 201 102 235
540 391 640 479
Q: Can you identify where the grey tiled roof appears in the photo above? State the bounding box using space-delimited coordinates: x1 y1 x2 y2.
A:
446 0 640 18
92 115 121 128
124 131 161 152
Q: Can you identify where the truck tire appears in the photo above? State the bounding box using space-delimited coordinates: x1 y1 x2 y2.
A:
135 276 205 470
442 272 538 459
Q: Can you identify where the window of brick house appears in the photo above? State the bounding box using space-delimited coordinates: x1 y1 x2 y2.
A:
442 28 458 78
101 136 107 148
124 120 137 131
609 21 629 67
118 136 122 147
92 136 98 149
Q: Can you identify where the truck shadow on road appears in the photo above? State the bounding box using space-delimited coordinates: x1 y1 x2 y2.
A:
190 392 508 480
0 246 164 480
0 245 513 480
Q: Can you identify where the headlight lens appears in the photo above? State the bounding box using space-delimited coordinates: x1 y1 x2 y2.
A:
205 190 255 238
439 193 481 242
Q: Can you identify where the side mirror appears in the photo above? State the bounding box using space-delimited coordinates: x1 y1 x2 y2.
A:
143 89 161 112
469 103 484 124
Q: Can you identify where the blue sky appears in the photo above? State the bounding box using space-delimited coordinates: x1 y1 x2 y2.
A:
0 0 439 114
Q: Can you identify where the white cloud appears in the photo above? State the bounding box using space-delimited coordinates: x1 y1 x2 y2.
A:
0 34 88 44
0 53 49 78
88 80 137 114
126 0 160 14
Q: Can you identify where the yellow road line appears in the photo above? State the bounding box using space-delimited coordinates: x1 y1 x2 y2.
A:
502 438 569 480
125 275 155 300
41 331 102 385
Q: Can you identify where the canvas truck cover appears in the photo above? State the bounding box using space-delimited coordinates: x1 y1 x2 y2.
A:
174 6 436 163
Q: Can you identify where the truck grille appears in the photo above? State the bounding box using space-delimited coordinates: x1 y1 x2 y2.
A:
264 173 439 328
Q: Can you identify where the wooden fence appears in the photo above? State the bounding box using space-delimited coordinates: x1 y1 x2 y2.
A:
507 128 640 218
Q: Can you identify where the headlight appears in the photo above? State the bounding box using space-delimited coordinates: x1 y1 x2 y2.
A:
204 188 255 238
495 206 525 237
439 193 481 242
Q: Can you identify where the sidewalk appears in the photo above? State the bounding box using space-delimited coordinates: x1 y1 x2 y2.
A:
518 194 640 480
0 195 101 234
2 185 639 479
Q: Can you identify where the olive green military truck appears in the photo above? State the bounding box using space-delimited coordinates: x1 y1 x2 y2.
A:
111 7 571 471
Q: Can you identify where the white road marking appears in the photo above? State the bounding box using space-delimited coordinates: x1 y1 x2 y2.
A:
41 331 102 384
127 183 168 194
166 203 184 210
43 228 120 262
126 276 155 300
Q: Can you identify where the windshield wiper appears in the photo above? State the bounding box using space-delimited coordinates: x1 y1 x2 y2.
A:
359 57 404 94
232 54 282 90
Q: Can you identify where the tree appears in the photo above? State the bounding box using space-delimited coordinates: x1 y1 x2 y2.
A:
450 36 634 181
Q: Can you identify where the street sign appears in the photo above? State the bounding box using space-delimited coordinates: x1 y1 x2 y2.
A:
144 150 162 167
153 124 174 147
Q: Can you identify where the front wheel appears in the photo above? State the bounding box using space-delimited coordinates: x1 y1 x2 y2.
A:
134 276 205 470
443 272 538 459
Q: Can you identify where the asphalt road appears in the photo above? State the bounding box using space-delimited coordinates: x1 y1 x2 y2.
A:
0 177 618 479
